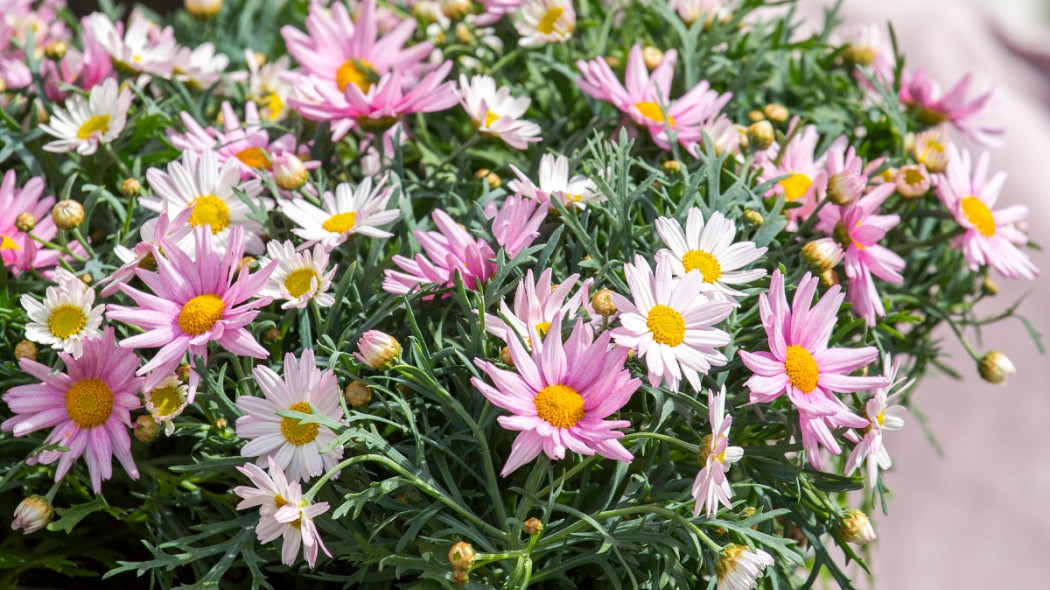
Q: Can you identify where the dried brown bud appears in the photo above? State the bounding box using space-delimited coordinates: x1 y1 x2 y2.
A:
344 381 373 408
523 517 544 536
176 363 192 382
134 415 159 442
591 289 617 316
500 345 514 367
263 328 282 345
15 340 38 361
452 569 469 586
448 541 475 570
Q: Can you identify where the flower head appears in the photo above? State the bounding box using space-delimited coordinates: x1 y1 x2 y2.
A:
758 123 829 230
692 386 744 517
244 50 293 122
0 171 68 275
40 78 133 156
259 240 336 310
508 153 604 210
143 374 190 436
483 267 590 345
172 42 228 89
21 274 105 357
355 331 401 370
487 193 547 258
280 176 399 249
516 0 576 47
716 544 774 590
83 12 177 77
98 206 194 297
845 354 907 485
900 68 1002 146
383 209 497 297
456 74 542 149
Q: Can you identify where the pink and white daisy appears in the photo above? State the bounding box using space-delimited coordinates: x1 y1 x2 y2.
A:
472 314 641 476
0 170 66 274
143 374 189 436
692 385 744 517
172 42 228 89
717 544 774 590
21 275 104 357
515 0 576 47
236 349 345 483
2 327 143 493
758 123 829 230
244 50 293 122
98 206 193 298
609 255 734 392
487 193 547 258
833 23 896 90
234 457 332 567
475 0 522 26
280 176 399 249
655 208 767 301
483 267 590 344
40 78 133 156
900 68 1002 146
259 240 336 310
455 74 542 149
383 209 497 297
106 225 276 396
845 354 907 485
508 153 604 210
668 0 728 26
935 145 1038 280
83 12 177 77
738 270 887 470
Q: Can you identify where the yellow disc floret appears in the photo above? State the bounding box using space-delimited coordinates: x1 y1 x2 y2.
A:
646 304 686 347
537 7 564 34
177 294 225 335
66 378 114 428
322 212 356 234
148 384 184 417
784 345 819 394
234 147 272 170
960 196 996 237
188 195 231 234
534 384 586 429
284 268 319 299
682 249 722 283
778 173 813 202
335 58 375 93
48 305 87 339
77 115 110 139
634 101 676 127
280 401 320 446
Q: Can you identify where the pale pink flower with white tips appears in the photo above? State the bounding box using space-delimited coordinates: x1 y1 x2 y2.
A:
935 145 1038 280
758 123 830 230
472 314 641 476
516 0 576 47
508 153 604 210
98 206 193 298
383 209 497 297
488 193 547 258
172 42 229 89
845 354 908 486
280 177 399 249
259 240 336 310
483 267 590 345
83 12 177 77
738 270 887 470
0 171 67 274
692 385 743 517
456 74 542 149
900 68 1002 147
40 78 133 156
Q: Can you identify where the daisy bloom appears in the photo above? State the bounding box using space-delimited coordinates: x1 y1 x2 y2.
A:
484 267 590 344
143 374 189 436
655 208 767 300
40 78 132 156
488 193 547 258
98 206 194 297
456 74 542 149
83 12 177 77
758 123 829 230
716 544 774 590
142 149 271 255
516 0 576 47
0 170 67 274
260 240 336 310
21 276 104 357
508 153 604 210
738 270 887 469
669 0 728 26
475 0 522 26
472 315 641 476
610 255 734 392
935 145 1038 279
912 125 950 173
2 327 143 493
234 457 332 567
900 68 1002 146
172 42 228 89
383 209 497 297
692 385 744 517
245 50 293 122
106 225 276 396
281 176 399 249
845 354 907 485
833 23 896 89
236 349 345 482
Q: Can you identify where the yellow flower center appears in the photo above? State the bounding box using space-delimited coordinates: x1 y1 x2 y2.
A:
148 384 184 417
65 378 114 428
48 304 87 339
280 401 320 446
902 167 925 187
335 58 376 94
960 196 996 237
274 494 288 509
698 433 727 464
264 91 284 120
322 211 356 234
284 268 319 298
77 115 110 139
634 101 675 127
646 304 686 347
537 7 564 34
234 147 272 170
681 249 722 283
779 173 813 202
716 544 746 579
534 321 552 337
875 409 885 427
188 195 231 234
177 294 225 335
483 109 500 128
0 234 20 250
919 140 944 165
533 384 586 429
784 345 819 394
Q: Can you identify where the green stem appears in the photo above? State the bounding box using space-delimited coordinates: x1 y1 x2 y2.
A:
27 232 87 263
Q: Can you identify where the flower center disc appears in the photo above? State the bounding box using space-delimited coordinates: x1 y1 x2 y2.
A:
534 384 586 429
177 294 225 335
538 7 564 34
534 321 552 337
634 101 675 127
784 345 819 393
960 196 996 237
235 147 272 170
682 249 722 283
66 378 114 428
335 58 375 93
322 211 356 234
48 304 87 339
779 173 813 202
280 401 320 446
284 268 319 298
148 384 184 417
646 304 686 346
483 110 500 128
1 234 21 251
188 195 231 234
77 115 110 139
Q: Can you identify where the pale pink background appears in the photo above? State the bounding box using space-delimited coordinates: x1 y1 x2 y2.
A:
796 0 1050 587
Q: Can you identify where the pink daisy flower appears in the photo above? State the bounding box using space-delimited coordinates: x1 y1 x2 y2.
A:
472 314 641 476
0 170 66 274
106 226 276 396
845 354 907 486
935 145 1038 280
98 205 193 298
758 123 830 230
2 327 143 493
692 385 743 517
483 267 591 344
487 193 547 258
382 209 497 297
738 270 887 470
900 68 1002 147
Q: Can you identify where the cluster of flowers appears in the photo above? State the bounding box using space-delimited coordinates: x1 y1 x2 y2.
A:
0 0 1038 588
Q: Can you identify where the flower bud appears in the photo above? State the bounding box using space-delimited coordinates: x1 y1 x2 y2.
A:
826 171 864 206
238 256 256 271
801 238 844 273
742 209 764 228
591 289 617 316
642 46 664 70
747 110 765 123
0 78 7 93
273 152 309 191
895 164 931 198
11 495 53 534
448 541 475 570
475 168 501 189
746 121 775 152
914 128 950 173
763 103 789 123
185 0 222 19
978 351 1015 385
263 328 282 344
134 414 159 442
499 345 514 366
523 517 544 536
120 177 141 197
412 1 442 23
15 339 38 361
452 569 469 586
44 41 67 61
604 56 621 69
842 43 877 67
356 330 401 370
214 417 228 430
344 381 372 408
981 277 999 296
662 160 682 175
440 0 470 19
839 509 876 545
51 200 84 230
819 268 840 288
15 212 35 232
715 544 773 587
176 363 192 382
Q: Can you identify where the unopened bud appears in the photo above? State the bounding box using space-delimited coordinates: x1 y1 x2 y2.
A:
15 340 38 361
15 212 35 232
604 56 621 69
0 78 6 93
214 417 227 430
455 22 474 44
642 46 664 70
185 0 223 19
801 238 844 273
819 268 840 288
273 152 308 191
344 381 372 408
914 128 950 173
895 164 931 198
523 517 543 536
591 289 617 316
475 168 501 189
412 1 442 23
263 328 282 344
44 41 67 61
499 345 514 366
839 509 876 545
842 44 877 67
763 103 789 124
742 209 764 228
747 110 765 123
238 256 255 271
448 541 475 570
662 160 683 175
119 177 141 197
452 569 469 586
134 414 159 442
176 363 192 382
978 351 1015 385
356 330 401 370
11 496 53 534
747 121 775 151
981 277 999 296
826 172 864 206
51 200 84 230
440 0 471 19
80 273 92 286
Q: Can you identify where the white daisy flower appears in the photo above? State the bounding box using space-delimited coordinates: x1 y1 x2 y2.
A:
692 385 744 517
40 78 133 156
516 0 576 47
483 267 591 345
844 354 908 485
21 279 104 357
609 254 734 392
455 74 541 149
83 12 177 77
655 208 767 300
173 42 229 89
716 544 774 590
235 349 345 483
508 153 604 210
142 149 271 255
143 374 190 436
245 50 293 122
280 176 399 249
260 240 337 310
